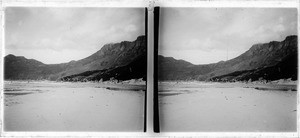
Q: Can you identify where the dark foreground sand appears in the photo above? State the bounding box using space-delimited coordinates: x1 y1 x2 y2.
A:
159 81 297 132
4 81 145 131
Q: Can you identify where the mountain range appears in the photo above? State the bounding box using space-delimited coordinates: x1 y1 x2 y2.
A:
158 35 298 82
5 35 147 81
4 35 297 82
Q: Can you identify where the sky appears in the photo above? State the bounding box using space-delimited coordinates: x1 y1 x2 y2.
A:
159 8 297 65
5 7 145 64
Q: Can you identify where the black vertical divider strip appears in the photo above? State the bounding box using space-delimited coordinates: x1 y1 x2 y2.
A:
144 7 148 132
153 6 160 133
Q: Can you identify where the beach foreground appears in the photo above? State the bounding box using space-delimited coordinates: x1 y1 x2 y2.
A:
159 81 297 132
4 81 145 131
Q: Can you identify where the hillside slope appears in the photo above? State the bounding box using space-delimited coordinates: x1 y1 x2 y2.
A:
158 35 298 81
4 35 146 81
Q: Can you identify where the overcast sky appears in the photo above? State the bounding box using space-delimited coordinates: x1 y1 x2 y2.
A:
159 8 297 65
5 7 145 64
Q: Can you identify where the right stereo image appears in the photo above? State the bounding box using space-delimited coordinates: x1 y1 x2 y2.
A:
157 7 298 132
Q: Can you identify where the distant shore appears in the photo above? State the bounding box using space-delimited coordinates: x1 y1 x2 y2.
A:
158 79 297 93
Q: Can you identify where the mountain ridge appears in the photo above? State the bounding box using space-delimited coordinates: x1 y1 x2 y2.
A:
158 35 298 81
5 35 297 82
4 35 146 81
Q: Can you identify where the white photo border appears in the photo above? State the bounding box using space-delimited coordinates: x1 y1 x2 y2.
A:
0 0 299 137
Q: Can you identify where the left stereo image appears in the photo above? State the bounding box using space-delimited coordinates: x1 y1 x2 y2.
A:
3 7 147 132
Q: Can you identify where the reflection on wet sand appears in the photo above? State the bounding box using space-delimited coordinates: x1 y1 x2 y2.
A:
4 81 145 131
159 81 297 132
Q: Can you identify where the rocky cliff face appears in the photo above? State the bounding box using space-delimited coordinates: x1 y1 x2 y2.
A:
4 35 147 81
158 35 298 81
62 35 146 76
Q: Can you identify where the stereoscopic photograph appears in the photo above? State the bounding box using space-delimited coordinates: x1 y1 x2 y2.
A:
158 8 297 132
4 7 146 131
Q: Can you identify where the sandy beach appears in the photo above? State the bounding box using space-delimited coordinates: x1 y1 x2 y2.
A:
4 81 145 132
159 81 297 132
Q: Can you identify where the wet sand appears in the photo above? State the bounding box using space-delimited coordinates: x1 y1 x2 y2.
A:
159 82 297 132
4 81 145 132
